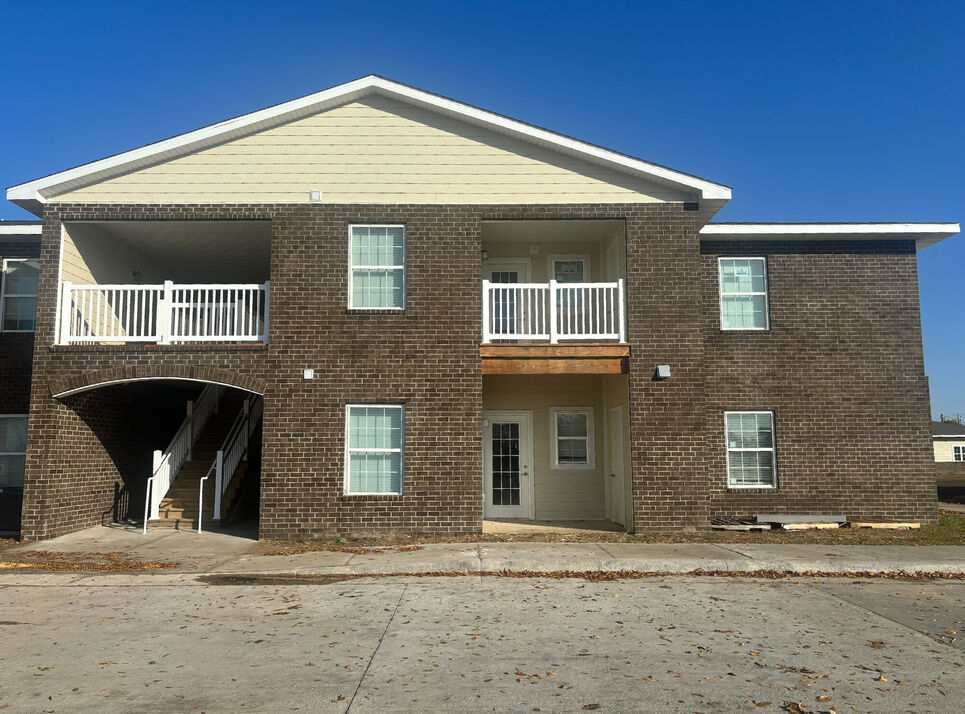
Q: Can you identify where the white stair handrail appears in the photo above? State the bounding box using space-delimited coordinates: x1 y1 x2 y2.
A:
142 383 225 531
198 395 263 533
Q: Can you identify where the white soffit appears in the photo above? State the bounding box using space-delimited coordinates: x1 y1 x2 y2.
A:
700 223 961 250
0 222 42 236
0 223 42 234
6 75 732 212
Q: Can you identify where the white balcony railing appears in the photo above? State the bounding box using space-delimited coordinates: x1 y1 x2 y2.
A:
482 279 626 343
60 280 270 345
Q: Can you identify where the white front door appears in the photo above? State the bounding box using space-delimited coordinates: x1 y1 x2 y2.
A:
609 406 626 526
483 411 533 519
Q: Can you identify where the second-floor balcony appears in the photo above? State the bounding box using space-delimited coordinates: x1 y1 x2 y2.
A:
60 281 270 345
482 279 626 344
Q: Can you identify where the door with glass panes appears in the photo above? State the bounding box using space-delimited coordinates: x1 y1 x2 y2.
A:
483 260 530 340
482 411 532 519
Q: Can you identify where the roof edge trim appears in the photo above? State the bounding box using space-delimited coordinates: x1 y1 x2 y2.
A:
7 75 731 205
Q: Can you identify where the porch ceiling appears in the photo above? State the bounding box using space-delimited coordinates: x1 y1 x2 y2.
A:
481 219 623 244
66 220 271 283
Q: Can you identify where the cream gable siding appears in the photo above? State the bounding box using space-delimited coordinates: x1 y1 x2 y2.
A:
53 96 688 205
934 439 965 462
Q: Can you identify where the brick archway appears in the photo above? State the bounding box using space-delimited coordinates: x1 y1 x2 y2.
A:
48 366 266 399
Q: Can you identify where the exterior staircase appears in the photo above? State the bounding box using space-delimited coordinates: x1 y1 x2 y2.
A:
148 390 252 529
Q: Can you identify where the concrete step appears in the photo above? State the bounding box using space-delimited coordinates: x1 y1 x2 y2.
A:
148 517 221 529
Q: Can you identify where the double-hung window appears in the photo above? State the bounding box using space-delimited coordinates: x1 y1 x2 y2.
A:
349 225 405 309
550 407 595 468
719 257 768 330
1 259 39 332
0 416 28 493
345 405 404 495
955 445 965 462
725 411 777 488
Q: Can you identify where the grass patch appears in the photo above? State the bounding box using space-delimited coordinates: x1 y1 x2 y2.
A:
255 510 965 555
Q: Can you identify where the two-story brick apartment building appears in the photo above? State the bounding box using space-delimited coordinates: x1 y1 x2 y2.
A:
5 76 958 540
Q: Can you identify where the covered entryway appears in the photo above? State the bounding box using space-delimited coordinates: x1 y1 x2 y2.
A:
42 377 263 537
482 374 631 530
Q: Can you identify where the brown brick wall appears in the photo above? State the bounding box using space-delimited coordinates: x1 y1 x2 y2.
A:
20 203 938 539
698 240 937 524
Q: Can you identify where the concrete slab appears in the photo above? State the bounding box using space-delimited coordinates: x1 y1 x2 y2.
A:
218 550 356 573
720 544 965 573
6 524 259 573
482 519 623 534
337 543 481 574
480 542 625 572
596 542 753 571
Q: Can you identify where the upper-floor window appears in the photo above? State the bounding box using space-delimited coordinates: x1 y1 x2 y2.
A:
0 415 28 492
550 407 595 469
344 404 404 495
719 257 768 330
725 411 777 488
1 259 39 332
955 445 965 462
349 225 405 309
549 255 590 283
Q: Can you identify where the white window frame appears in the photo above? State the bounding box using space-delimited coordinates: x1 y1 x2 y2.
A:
724 410 778 489
343 404 405 495
547 254 591 283
550 406 595 469
0 414 28 491
348 224 406 310
954 445 965 462
1 258 38 333
718 257 769 331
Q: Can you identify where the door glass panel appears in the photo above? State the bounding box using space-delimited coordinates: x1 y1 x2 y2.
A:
491 422 520 506
490 271 519 338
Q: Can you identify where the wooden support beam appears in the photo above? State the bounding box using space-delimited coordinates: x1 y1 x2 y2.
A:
481 343 629 375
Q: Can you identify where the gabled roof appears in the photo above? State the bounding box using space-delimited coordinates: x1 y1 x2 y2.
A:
6 75 732 215
933 420 965 437
700 222 960 250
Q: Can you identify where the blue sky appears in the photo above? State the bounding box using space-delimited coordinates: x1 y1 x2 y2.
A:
2 1 962 417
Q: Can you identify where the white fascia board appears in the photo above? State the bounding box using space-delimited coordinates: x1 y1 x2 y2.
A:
700 222 960 250
0 223 42 235
6 75 731 205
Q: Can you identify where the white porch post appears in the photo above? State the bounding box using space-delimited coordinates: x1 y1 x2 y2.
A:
481 279 491 343
261 280 270 343
549 279 559 344
157 280 173 344
59 282 73 345
617 278 626 343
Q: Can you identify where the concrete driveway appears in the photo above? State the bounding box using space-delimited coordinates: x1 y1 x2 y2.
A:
0 573 961 712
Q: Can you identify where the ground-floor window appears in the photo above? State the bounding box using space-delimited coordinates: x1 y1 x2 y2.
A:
550 407 595 468
725 411 777 488
955 445 965 462
0 415 28 491
344 405 404 495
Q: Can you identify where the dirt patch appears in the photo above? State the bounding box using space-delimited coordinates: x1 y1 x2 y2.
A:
255 511 965 555
0 550 178 572
196 569 965 585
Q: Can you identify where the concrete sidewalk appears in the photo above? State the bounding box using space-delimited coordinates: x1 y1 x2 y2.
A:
4 524 965 578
